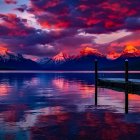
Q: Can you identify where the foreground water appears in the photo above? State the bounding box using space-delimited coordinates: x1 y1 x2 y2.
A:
0 72 140 140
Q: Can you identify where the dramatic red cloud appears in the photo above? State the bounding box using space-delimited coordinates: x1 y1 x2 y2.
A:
29 0 61 12
0 0 140 57
86 18 101 26
101 2 123 12
0 13 35 37
26 0 140 32
77 4 90 11
39 19 70 29
126 40 140 48
105 21 122 29
55 21 70 28
4 0 17 4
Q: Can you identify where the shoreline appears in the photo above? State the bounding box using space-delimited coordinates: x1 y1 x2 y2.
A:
0 70 140 73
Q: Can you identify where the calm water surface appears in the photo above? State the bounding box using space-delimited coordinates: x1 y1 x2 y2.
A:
0 72 140 140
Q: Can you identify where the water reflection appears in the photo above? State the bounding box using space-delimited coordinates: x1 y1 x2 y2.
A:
52 77 94 98
0 72 139 140
0 84 11 96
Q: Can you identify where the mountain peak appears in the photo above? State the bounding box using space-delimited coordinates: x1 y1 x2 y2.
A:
107 51 121 60
0 47 8 56
80 47 103 57
123 45 138 53
121 45 140 57
53 52 69 61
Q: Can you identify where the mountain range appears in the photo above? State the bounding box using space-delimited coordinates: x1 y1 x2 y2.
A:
37 46 140 70
0 48 41 70
0 45 140 70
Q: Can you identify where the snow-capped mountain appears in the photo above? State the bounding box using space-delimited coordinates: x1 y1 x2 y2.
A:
107 52 121 60
53 52 69 62
0 47 8 55
79 47 104 57
37 47 106 70
0 45 140 70
107 46 140 60
37 52 70 66
120 45 140 58
37 47 105 66
37 46 140 70
0 48 40 70
0 47 23 61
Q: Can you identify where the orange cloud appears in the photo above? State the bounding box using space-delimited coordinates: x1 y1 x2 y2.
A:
126 40 140 48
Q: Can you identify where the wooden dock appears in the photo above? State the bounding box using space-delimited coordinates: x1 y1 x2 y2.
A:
98 78 140 93
94 59 140 113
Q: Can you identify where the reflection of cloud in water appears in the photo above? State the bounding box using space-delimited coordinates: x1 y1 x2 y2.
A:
129 94 140 112
23 77 41 87
98 88 140 113
0 84 11 96
30 110 140 140
0 106 65 131
52 78 69 91
52 77 94 98
98 88 125 113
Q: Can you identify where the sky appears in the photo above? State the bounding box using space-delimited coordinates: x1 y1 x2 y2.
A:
0 0 140 59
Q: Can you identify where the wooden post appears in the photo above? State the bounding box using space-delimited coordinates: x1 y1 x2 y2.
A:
125 59 129 114
125 59 128 83
95 59 98 106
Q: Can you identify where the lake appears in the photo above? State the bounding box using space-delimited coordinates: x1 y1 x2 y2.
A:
0 71 140 140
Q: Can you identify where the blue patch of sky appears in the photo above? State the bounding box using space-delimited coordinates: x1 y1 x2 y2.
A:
0 0 29 13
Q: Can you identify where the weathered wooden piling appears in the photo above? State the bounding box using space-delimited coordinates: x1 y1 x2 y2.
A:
125 59 129 83
125 59 129 114
95 59 98 106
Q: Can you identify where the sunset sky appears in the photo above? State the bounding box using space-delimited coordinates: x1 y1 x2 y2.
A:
0 0 140 59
